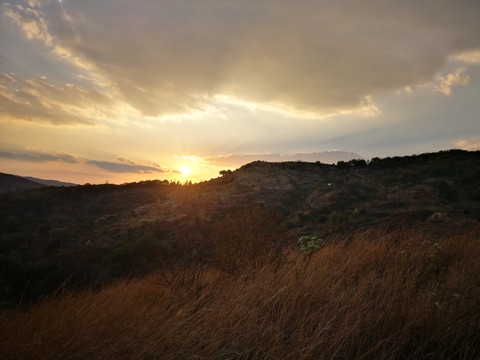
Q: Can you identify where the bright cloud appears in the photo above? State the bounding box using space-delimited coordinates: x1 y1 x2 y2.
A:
0 72 115 125
434 68 471 96
454 50 480 64
456 138 480 151
3 2 53 45
3 0 480 118
1 0 479 184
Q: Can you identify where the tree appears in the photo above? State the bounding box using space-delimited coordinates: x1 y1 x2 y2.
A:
219 170 232 176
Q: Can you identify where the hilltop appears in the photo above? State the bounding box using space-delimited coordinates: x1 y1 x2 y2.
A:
22 176 77 187
0 173 77 194
0 173 46 193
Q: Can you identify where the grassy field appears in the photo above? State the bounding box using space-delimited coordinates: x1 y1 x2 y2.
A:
2 223 479 359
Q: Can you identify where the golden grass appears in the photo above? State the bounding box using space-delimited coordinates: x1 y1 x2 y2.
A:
1 224 480 359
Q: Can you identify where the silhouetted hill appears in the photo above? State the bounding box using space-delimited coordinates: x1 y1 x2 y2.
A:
0 149 479 307
202 149 480 233
23 176 77 187
206 150 363 167
0 173 45 193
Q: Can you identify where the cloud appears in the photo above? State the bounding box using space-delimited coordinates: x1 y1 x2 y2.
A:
434 68 470 96
204 151 363 168
0 149 79 163
456 138 480 151
85 160 163 174
4 0 480 118
0 148 164 173
115 156 137 166
0 72 113 125
453 50 480 64
3 2 53 46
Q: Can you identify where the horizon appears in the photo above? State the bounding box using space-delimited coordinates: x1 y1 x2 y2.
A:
1 1 479 184
5 148 476 186
6 150 364 185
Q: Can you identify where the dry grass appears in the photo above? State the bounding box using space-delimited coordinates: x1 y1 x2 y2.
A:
1 224 480 359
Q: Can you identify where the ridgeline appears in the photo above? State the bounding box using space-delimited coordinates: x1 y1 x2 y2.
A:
1 149 479 308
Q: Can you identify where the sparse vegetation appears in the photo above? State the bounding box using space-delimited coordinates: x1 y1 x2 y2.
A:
1 150 480 358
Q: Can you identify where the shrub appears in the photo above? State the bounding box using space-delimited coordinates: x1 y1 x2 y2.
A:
297 235 325 255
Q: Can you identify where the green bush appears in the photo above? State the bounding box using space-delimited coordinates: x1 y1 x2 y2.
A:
297 235 325 256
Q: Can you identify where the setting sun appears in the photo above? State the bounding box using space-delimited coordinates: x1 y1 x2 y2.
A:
1 0 479 185
180 166 192 177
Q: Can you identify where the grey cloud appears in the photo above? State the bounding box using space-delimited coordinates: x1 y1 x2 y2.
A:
27 0 480 117
0 149 164 173
115 156 137 166
0 149 80 163
85 160 163 174
206 151 362 168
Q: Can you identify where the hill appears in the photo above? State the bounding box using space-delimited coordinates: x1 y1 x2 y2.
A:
1 149 480 359
23 176 77 187
0 149 479 308
0 173 45 193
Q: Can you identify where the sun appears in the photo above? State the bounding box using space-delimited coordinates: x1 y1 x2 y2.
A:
180 166 192 177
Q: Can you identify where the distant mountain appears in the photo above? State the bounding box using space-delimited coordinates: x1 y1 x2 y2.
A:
0 173 45 193
23 176 77 187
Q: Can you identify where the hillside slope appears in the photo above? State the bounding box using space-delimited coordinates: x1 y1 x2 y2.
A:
0 149 479 307
0 173 45 193
23 176 77 187
2 224 480 359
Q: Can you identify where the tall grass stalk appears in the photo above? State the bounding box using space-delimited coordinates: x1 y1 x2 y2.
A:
1 225 479 359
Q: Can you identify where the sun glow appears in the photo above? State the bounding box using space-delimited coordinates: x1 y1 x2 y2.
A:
180 166 192 177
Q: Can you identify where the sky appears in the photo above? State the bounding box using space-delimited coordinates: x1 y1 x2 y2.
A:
1 0 479 184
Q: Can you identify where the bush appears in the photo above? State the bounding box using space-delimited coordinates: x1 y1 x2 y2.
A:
297 235 325 255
